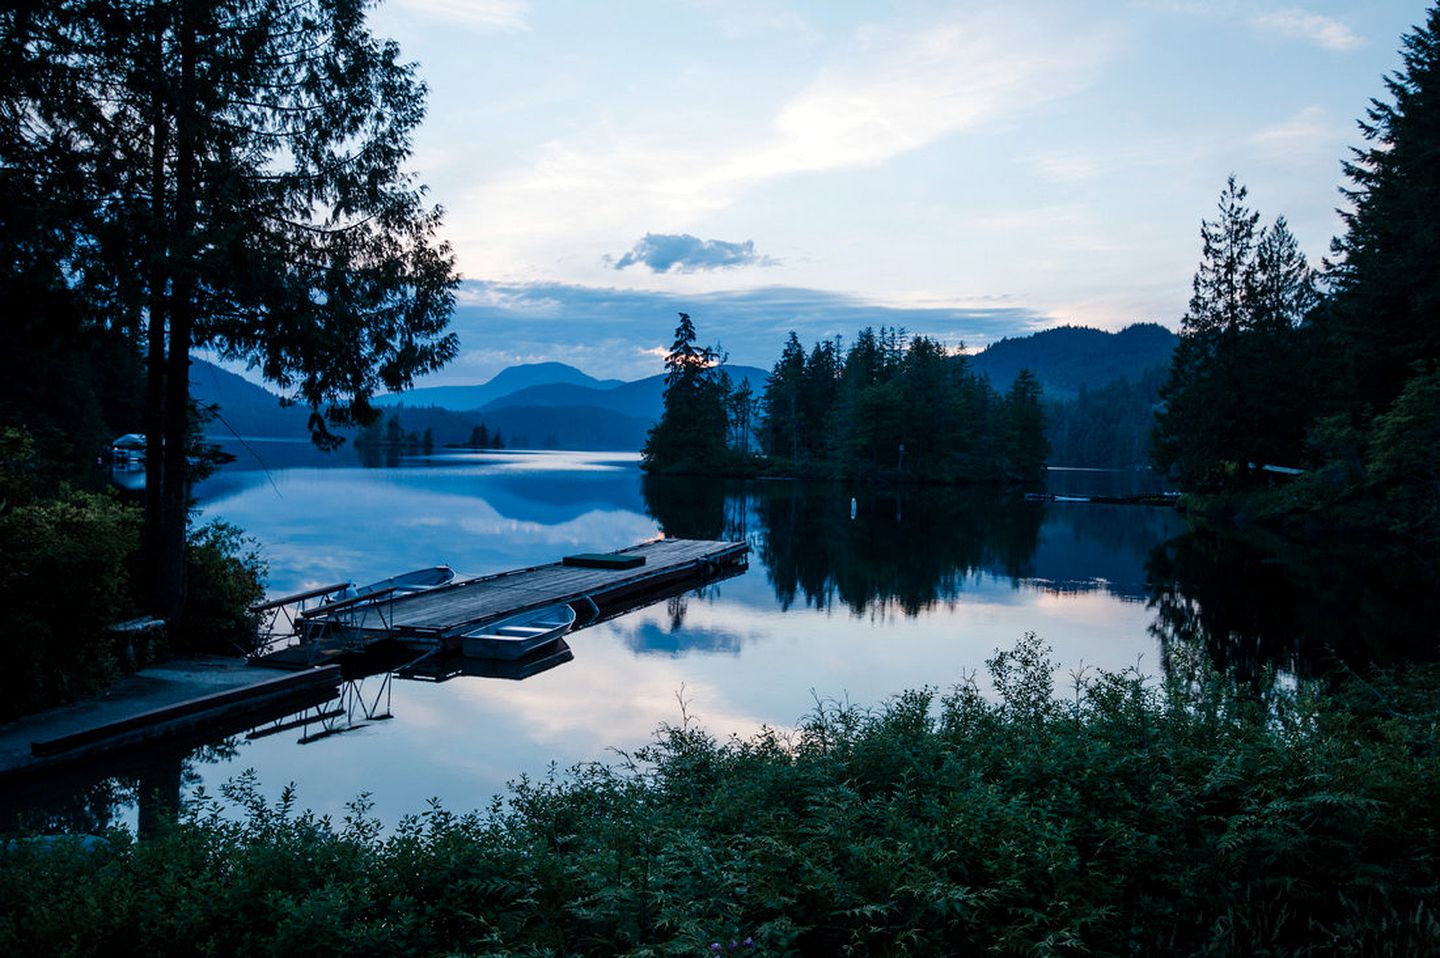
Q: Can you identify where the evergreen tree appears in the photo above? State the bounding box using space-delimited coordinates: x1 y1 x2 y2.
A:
797 338 841 461
1317 4 1440 415
1251 216 1320 334
726 378 756 453
1154 180 1312 490
1002 369 1049 483
2 0 458 620
1186 176 1259 338
641 313 730 472
760 332 805 461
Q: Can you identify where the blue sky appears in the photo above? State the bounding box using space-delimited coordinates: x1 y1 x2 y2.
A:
360 0 1425 385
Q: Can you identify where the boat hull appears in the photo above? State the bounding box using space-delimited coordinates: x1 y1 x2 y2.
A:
460 603 576 660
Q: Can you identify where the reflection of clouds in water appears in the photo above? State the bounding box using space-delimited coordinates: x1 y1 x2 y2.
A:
457 509 655 547
620 621 745 657
178 453 1188 827
200 466 658 595
417 644 773 762
257 545 370 593
426 450 641 474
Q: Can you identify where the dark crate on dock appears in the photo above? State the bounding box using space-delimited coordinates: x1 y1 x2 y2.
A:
562 553 646 570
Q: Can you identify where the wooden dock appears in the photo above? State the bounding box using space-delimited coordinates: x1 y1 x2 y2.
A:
269 538 748 658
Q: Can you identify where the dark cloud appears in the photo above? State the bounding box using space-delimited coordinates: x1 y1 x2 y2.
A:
609 233 776 272
443 281 1051 383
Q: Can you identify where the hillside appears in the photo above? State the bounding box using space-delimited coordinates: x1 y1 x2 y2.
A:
970 323 1177 399
372 362 623 411
189 361 312 439
368 402 653 451
482 364 769 421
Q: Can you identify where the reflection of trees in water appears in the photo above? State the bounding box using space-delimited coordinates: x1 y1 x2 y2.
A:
644 476 1044 617
1 737 244 836
757 486 1042 616
1146 525 1440 683
0 776 139 836
640 475 749 543
1032 503 1187 599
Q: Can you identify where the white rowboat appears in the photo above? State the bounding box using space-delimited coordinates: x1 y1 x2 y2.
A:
461 603 576 660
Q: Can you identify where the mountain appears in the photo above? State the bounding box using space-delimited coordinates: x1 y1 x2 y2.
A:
371 402 653 451
481 364 770 421
190 358 771 452
970 323 1178 399
372 362 623 411
189 360 312 438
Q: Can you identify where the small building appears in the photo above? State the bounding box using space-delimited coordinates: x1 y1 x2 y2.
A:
111 433 146 464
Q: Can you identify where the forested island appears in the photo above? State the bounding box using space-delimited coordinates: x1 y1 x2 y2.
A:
642 315 1049 484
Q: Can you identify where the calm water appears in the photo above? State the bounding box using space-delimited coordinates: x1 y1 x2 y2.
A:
9 443 1434 832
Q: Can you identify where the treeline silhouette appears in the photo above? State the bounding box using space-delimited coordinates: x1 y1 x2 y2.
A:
642 315 1048 484
1154 9 1440 548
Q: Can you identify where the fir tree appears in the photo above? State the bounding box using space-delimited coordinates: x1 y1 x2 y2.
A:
1318 4 1440 414
641 313 730 472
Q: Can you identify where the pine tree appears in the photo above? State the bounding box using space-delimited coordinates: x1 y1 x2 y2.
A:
1154 180 1312 489
760 333 805 461
1185 176 1259 339
641 313 729 472
1002 369 1049 483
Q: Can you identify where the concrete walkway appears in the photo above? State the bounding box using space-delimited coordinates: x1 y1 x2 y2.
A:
0 656 262 778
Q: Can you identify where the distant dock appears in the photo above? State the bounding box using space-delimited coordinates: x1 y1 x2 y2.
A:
255 538 750 666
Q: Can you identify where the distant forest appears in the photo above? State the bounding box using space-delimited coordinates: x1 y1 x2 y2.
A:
642 316 1049 485
974 324 1177 470
192 324 1174 469
1046 363 1171 470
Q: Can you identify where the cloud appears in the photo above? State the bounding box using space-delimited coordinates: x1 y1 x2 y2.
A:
1250 9 1364 52
429 280 1050 384
609 233 776 273
1249 105 1337 162
393 0 528 32
457 9 1117 279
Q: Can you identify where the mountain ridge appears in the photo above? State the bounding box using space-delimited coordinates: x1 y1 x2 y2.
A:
371 361 623 411
970 323 1177 399
189 326 1175 453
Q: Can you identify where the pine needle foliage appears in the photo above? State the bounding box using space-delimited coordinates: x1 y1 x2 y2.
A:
4 634 1440 955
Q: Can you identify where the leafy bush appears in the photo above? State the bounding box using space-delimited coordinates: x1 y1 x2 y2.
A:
177 520 267 655
4 634 1439 955
0 488 140 719
0 425 268 714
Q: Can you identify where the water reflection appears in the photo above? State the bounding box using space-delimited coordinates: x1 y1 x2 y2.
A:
18 447 1429 832
1146 525 1440 683
755 485 1044 616
2 739 240 837
641 477 1178 617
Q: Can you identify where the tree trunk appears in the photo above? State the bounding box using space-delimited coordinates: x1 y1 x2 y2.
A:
148 1 198 627
143 9 171 621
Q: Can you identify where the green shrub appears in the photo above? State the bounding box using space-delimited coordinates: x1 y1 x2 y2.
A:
3 634 1439 955
0 488 140 719
177 520 267 655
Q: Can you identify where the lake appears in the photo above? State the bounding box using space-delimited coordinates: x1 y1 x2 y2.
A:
9 442 1434 832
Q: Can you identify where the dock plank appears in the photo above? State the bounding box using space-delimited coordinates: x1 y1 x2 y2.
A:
299 538 748 645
